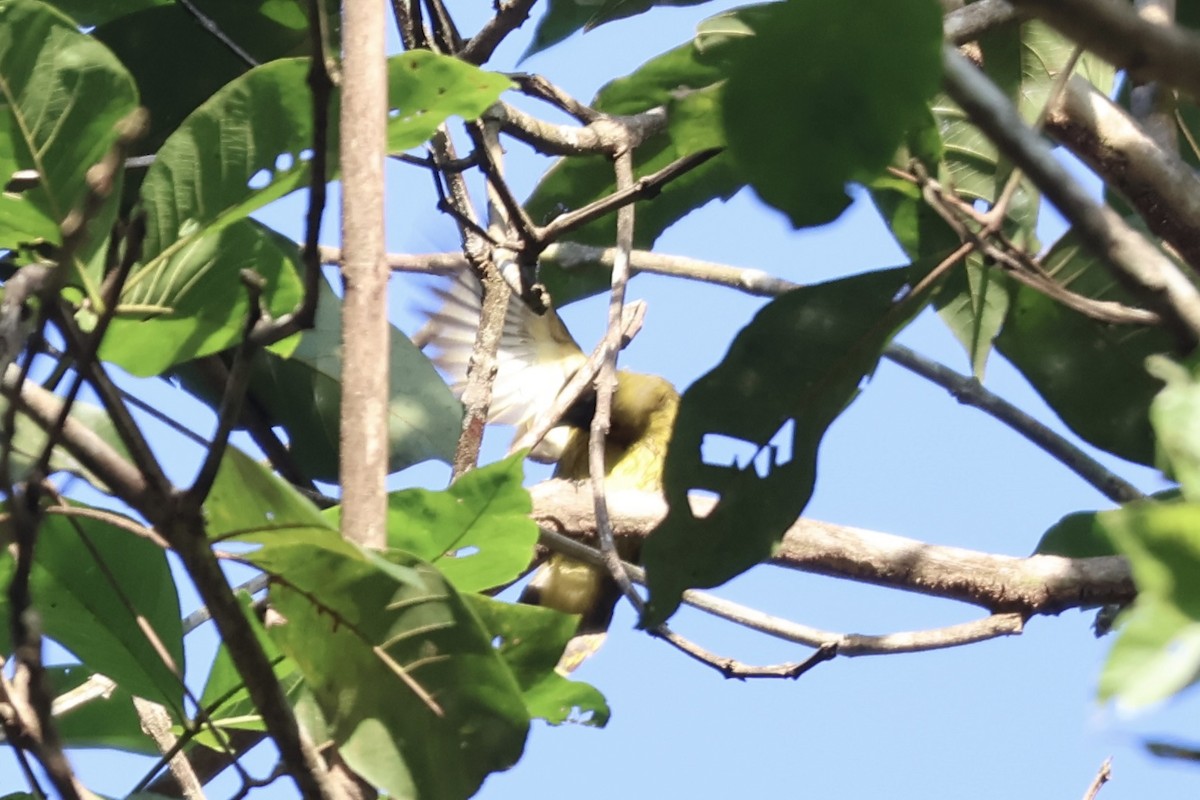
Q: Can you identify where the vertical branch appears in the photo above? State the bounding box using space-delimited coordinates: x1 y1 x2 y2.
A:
589 145 643 608
339 0 390 549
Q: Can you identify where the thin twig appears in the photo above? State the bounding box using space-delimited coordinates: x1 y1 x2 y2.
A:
176 0 259 68
460 0 540 65
185 273 269 506
588 145 644 613
1082 757 1113 800
535 148 722 245
883 344 1145 504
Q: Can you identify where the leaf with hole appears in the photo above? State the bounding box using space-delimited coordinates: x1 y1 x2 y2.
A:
642 266 931 626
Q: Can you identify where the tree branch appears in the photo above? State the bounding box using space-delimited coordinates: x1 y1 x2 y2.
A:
1009 0 1200 100
1044 75 1200 272
530 481 1136 615
942 44 1200 349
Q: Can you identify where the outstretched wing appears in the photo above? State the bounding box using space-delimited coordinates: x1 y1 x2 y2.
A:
420 271 588 458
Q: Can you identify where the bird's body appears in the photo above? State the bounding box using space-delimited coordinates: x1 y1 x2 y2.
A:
422 273 678 670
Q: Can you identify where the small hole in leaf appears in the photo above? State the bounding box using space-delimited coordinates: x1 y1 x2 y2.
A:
388 108 401 118
450 545 480 558
275 152 295 171
491 635 505 649
298 149 314 162
248 168 272 189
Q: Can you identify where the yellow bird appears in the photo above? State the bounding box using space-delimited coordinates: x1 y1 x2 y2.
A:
422 272 679 671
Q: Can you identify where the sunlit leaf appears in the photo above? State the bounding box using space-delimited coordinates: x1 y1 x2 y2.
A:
1099 502 1200 708
0 504 184 714
247 540 529 799
326 452 537 592
524 0 711 58
0 0 138 249
1147 356 1200 498
467 595 610 726
100 219 304 376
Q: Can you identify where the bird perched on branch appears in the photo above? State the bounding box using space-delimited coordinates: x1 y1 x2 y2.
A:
421 271 679 671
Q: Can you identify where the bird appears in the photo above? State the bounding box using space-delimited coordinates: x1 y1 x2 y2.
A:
420 270 679 671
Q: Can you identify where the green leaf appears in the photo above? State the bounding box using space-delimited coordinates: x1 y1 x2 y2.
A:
524 0 712 58
203 445 333 539
114 52 507 376
384 50 513 151
0 504 184 713
467 595 610 726
38 0 167 28
247 540 530 799
642 266 929 625
242 277 462 480
1033 510 1117 558
192 591 302 748
48 665 158 754
329 452 537 593
1098 502 1200 708
0 0 139 249
99 219 304 376
721 0 942 227
1147 356 1200 499
93 1 321 160
931 259 1011 379
996 227 1173 466
527 43 738 304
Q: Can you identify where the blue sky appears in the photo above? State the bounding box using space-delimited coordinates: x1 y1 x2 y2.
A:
5 2 1200 797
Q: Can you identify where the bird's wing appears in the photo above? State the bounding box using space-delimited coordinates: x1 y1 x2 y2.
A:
422 271 588 440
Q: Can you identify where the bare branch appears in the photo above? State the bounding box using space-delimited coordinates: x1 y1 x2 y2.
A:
489 101 669 158
944 0 1020 44
133 697 204 800
588 146 644 612
339 0 391 548
460 0 539 65
1082 757 1114 800
531 481 1136 614
884 343 1146 504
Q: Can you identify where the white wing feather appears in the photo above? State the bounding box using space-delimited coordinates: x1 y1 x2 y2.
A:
422 272 587 447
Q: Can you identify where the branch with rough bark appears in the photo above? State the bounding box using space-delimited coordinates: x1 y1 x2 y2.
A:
530 480 1136 617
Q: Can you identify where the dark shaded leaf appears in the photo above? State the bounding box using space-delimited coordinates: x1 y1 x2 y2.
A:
243 278 461 480
721 0 942 227
1033 510 1117 558
996 227 1173 466
642 266 929 625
